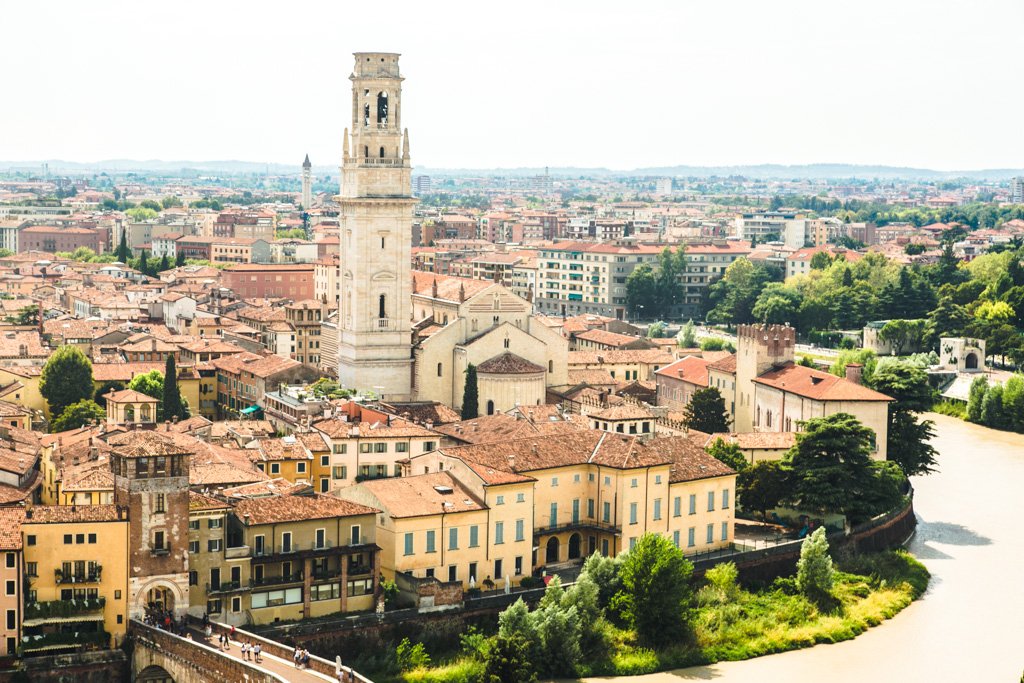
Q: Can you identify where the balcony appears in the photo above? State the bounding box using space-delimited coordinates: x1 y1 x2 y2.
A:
347 563 372 577
21 630 109 653
253 541 339 558
206 581 246 595
54 567 102 585
225 545 251 560
375 318 392 330
24 597 105 624
151 545 170 557
250 572 303 588
310 569 342 582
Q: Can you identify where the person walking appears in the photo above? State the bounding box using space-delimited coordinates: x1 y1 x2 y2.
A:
241 641 249 660
253 643 262 663
294 646 301 668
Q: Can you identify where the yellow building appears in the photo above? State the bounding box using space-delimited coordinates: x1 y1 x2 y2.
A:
337 472 532 589
0 367 46 418
21 505 129 654
186 492 236 622
104 389 159 427
416 430 737 567
0 508 24 657
212 494 381 626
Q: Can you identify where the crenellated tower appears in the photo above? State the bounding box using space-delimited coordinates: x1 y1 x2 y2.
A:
734 323 796 432
336 53 415 399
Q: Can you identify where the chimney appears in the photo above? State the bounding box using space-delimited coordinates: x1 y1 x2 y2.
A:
845 363 863 385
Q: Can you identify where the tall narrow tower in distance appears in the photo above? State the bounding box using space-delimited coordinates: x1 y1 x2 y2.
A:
301 154 312 209
336 52 415 399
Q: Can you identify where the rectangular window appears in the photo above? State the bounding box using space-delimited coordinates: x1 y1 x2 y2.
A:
4 554 11 568
631 478 638 488
495 495 505 505
469 525 479 548
189 570 198 586
673 496 681 517
551 477 558 487
514 556 523 576
494 559 503 580
88 533 97 544
63 534 72 545
449 527 458 550
495 522 504 545
426 530 436 553
155 494 165 513
189 541 199 554
7 610 15 630
572 499 580 523
404 533 414 556
351 525 361 545
423 441 436 452
707 491 715 512
721 521 729 541
722 489 730 509
4 581 12 596
602 501 611 523
689 494 696 515
515 519 525 542
549 502 557 528
688 527 695 547
26 562 37 577
587 498 595 518
629 537 637 551
516 493 525 503
653 498 662 521
208 518 223 529
296 462 306 473
673 530 680 547
573 473 580 483
359 443 371 454
655 474 661 484
333 466 347 479
189 520 200 531
315 529 326 549
604 476 611 486
270 463 280 475
281 532 292 553
448 565 457 582
321 455 330 467
629 503 638 525
395 442 408 453
707 524 715 544
26 535 35 546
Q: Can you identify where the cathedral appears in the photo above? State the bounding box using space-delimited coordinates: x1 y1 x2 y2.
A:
336 53 566 405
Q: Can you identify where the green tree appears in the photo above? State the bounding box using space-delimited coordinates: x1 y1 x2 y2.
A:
783 413 882 520
40 345 94 419
737 460 789 520
532 576 581 677
162 355 188 421
870 363 934 412
50 399 105 432
482 633 537 683
699 337 734 352
706 437 747 472
752 283 802 325
878 319 927 356
870 363 939 475
682 387 729 434
175 251 186 267
128 370 165 417
796 527 834 606
677 319 697 348
93 380 125 408
395 638 430 672
647 320 668 338
966 375 988 422
980 384 1007 428
158 253 170 273
161 196 183 209
125 207 158 221
7 304 39 327
461 364 479 419
138 199 163 212
654 246 686 318
615 533 693 647
115 230 130 263
810 251 833 270
581 551 621 609
138 250 150 276
626 263 657 320
927 295 970 346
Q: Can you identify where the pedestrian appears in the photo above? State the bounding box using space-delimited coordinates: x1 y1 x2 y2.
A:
205 624 212 640
294 646 301 668
202 612 210 626
230 624 237 641
241 642 249 660
253 643 262 663
301 649 310 669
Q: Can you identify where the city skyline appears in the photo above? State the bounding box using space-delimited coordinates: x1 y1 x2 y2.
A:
4 0 1023 171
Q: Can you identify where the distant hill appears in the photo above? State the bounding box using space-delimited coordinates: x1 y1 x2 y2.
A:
3 159 1023 181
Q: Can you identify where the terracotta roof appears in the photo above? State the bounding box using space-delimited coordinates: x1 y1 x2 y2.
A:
92 362 167 382
574 329 648 348
652 436 738 483
432 413 585 445
707 354 737 373
106 430 192 458
104 389 157 404
254 437 311 462
655 356 710 385
378 401 461 426
189 491 231 511
753 363 893 402
477 352 545 375
567 369 616 386
221 478 311 500
708 432 797 451
352 472 485 518
234 494 378 525
568 349 675 365
410 270 493 303
211 351 303 379
588 404 655 420
312 415 437 440
0 508 25 549
701 350 734 365
25 505 122 524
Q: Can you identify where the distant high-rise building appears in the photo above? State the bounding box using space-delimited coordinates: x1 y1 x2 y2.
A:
412 175 431 194
655 177 673 195
301 154 312 209
527 168 553 195
1011 176 1024 204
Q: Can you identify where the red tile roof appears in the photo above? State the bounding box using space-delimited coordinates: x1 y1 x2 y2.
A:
753 363 893 402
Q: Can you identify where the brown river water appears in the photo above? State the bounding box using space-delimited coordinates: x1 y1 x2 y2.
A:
584 414 1024 683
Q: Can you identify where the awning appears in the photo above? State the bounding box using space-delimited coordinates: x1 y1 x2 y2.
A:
240 406 263 415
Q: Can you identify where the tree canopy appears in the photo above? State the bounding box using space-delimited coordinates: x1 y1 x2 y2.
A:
683 387 730 434
614 533 693 646
40 345 94 420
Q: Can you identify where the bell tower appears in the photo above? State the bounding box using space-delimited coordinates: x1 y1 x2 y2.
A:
337 52 415 399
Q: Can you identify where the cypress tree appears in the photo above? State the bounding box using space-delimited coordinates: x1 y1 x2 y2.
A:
462 364 479 419
116 230 129 263
138 250 149 276
159 253 170 273
175 251 186 267
162 354 185 421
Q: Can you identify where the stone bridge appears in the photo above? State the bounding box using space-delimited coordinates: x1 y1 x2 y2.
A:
129 619 373 683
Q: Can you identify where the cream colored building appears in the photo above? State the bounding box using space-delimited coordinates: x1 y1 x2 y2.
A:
336 53 417 399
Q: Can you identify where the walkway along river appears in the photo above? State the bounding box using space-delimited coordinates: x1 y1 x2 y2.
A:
588 414 1024 683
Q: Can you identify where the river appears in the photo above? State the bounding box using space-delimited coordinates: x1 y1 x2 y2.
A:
590 414 1024 683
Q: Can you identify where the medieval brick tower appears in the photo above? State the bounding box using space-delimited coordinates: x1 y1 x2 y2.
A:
336 52 415 399
109 431 191 620
734 323 796 432
301 153 312 209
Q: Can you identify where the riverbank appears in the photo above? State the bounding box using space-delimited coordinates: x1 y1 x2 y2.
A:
381 549 928 683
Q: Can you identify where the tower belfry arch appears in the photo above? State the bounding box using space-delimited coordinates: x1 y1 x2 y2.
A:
337 53 416 399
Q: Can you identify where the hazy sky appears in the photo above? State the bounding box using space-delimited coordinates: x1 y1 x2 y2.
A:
3 0 1022 170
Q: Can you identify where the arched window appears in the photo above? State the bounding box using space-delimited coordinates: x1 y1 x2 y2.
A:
363 103 370 126
378 294 386 319
548 360 553 373
766 410 773 428
443 314 449 324
363 145 369 159
377 91 388 125
379 146 385 159
503 338 510 349
756 406 761 426
437 362 443 377
486 400 495 415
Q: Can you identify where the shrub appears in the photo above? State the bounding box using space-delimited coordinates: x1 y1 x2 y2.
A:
396 638 431 672
704 562 741 602
458 626 489 661
931 399 966 419
610 647 659 676
796 528 835 608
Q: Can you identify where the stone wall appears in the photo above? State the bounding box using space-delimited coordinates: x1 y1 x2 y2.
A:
131 620 284 683
0 650 128 683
